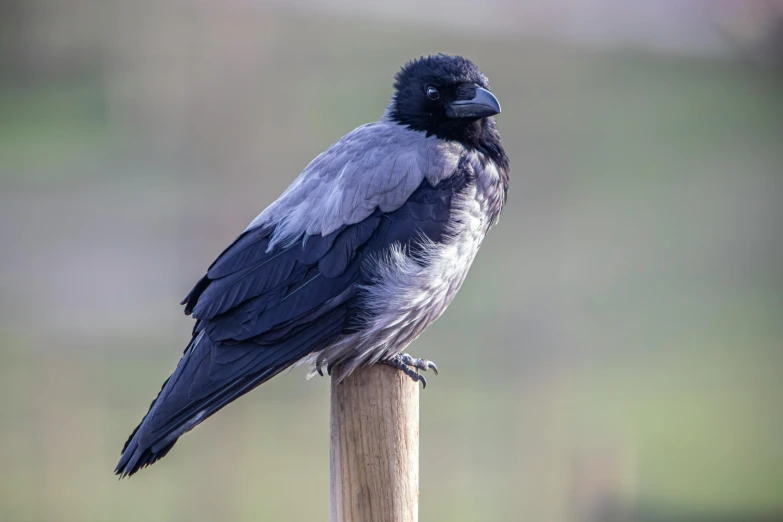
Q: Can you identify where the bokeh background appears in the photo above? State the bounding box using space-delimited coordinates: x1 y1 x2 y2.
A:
1 1 782 521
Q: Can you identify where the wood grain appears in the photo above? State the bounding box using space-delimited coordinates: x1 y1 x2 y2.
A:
330 364 419 522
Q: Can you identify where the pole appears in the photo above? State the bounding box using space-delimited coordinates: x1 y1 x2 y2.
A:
330 364 419 522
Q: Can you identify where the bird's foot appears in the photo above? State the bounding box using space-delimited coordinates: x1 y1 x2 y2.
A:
383 353 439 389
316 364 334 377
399 353 439 376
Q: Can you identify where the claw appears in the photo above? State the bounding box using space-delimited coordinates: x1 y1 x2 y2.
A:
400 353 439 375
382 353 437 388
317 367 324 377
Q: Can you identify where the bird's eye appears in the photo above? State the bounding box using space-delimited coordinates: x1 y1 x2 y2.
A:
426 86 439 100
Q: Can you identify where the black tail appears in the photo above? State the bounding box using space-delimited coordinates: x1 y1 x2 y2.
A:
115 375 177 477
114 330 313 477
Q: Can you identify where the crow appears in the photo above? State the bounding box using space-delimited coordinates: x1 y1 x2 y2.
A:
116 53 509 477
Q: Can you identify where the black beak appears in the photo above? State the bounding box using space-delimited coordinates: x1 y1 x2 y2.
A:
446 86 501 119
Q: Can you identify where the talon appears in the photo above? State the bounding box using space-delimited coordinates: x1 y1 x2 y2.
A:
398 353 439 376
327 364 333 376
317 367 324 377
381 354 434 388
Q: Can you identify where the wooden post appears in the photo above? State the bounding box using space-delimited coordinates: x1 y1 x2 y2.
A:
330 364 420 522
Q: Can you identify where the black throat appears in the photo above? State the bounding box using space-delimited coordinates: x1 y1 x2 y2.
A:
389 110 509 174
454 117 509 174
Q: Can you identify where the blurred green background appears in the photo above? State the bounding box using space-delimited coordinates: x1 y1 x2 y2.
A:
1 1 782 521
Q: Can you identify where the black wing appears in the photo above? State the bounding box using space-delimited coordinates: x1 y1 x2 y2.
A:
115 173 467 476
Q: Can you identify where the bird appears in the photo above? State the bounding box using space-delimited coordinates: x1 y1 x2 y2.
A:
115 53 509 477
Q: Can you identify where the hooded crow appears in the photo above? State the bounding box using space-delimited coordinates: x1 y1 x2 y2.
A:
116 53 509 477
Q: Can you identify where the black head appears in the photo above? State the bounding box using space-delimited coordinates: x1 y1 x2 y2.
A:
388 54 504 153
388 55 507 169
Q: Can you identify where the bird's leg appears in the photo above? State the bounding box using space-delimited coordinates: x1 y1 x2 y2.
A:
382 353 439 388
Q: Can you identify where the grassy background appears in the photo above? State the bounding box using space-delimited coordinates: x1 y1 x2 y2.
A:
0 6 781 522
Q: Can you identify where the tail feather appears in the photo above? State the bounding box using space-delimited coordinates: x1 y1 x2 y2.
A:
114 337 282 477
115 310 345 477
